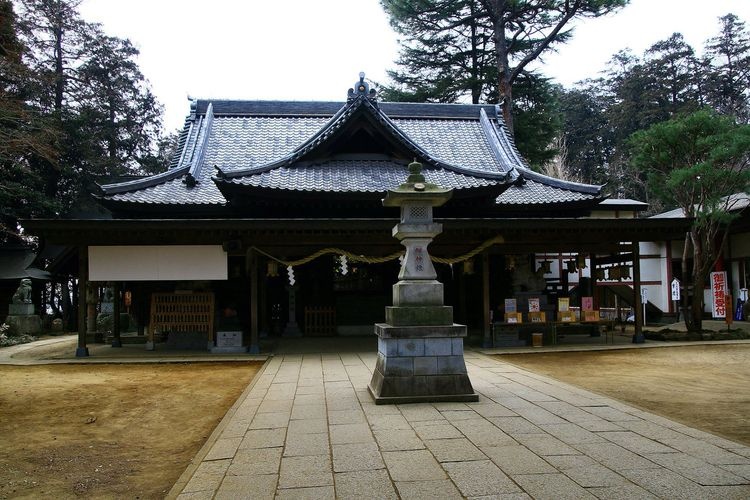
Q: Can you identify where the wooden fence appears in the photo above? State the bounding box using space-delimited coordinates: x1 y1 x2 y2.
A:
304 306 336 336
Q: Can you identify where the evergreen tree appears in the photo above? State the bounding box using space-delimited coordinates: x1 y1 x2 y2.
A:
644 33 700 116
380 0 496 104
704 14 750 122
511 73 561 167
69 30 162 178
629 109 750 332
383 0 628 134
479 0 628 133
11 0 164 219
0 0 60 242
557 82 613 185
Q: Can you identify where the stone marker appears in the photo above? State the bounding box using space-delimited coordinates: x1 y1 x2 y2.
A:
368 161 478 404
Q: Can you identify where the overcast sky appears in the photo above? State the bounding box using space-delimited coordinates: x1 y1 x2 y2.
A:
78 0 750 131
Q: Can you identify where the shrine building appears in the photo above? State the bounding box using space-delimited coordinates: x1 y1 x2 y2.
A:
24 74 689 356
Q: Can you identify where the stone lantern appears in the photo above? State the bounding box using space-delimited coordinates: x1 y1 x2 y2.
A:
368 161 478 404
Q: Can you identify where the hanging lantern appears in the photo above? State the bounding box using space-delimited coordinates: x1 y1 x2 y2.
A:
537 260 552 274
267 260 279 277
619 265 631 280
566 260 577 274
594 268 606 281
607 266 620 280
463 258 475 275
576 254 587 269
506 255 516 271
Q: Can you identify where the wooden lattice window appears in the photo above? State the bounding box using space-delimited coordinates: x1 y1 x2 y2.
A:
149 292 215 342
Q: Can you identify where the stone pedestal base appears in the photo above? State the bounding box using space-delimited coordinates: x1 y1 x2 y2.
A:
9 303 35 316
283 321 302 337
368 323 478 404
5 315 42 335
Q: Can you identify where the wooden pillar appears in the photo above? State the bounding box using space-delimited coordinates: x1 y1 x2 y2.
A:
111 281 122 347
632 241 645 343
249 250 260 354
482 251 491 348
591 254 599 310
259 262 269 337
457 263 467 324
76 246 89 357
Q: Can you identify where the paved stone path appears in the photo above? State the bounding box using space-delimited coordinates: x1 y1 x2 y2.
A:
170 351 750 499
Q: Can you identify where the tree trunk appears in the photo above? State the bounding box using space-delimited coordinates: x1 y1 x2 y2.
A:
690 229 705 332
681 232 694 331
470 14 480 104
490 0 514 133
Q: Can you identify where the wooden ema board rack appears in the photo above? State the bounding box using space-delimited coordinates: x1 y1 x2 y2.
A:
504 312 523 324
149 292 215 343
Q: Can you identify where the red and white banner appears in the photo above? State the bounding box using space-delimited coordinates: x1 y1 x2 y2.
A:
711 271 728 318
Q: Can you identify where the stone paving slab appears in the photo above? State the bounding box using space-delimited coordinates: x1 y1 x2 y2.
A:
170 350 750 499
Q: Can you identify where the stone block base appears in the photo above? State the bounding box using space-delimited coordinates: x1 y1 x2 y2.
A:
5 315 42 335
369 323 478 404
385 306 453 326
393 280 443 306
210 346 249 354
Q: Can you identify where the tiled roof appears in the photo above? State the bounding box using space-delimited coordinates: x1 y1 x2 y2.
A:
497 178 595 205
228 159 502 193
100 92 604 210
650 192 750 219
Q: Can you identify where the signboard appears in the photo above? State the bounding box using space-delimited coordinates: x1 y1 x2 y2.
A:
711 271 728 318
640 287 648 304
671 278 681 301
89 245 228 281
558 297 569 312
504 298 517 313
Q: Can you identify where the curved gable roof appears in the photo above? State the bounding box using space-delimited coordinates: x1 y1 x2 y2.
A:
96 77 605 212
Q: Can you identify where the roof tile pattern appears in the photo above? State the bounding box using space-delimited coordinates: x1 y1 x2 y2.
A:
497 179 593 205
232 160 502 192
393 119 507 174
109 176 224 205
204 117 329 170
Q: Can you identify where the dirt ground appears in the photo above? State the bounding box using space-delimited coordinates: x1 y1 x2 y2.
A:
0 362 262 499
498 344 750 446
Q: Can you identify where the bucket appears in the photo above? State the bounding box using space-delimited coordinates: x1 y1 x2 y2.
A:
532 332 543 347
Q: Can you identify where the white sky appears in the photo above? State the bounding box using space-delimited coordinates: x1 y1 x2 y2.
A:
78 0 750 132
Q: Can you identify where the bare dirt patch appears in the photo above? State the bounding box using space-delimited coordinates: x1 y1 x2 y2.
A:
0 362 262 499
498 344 750 446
